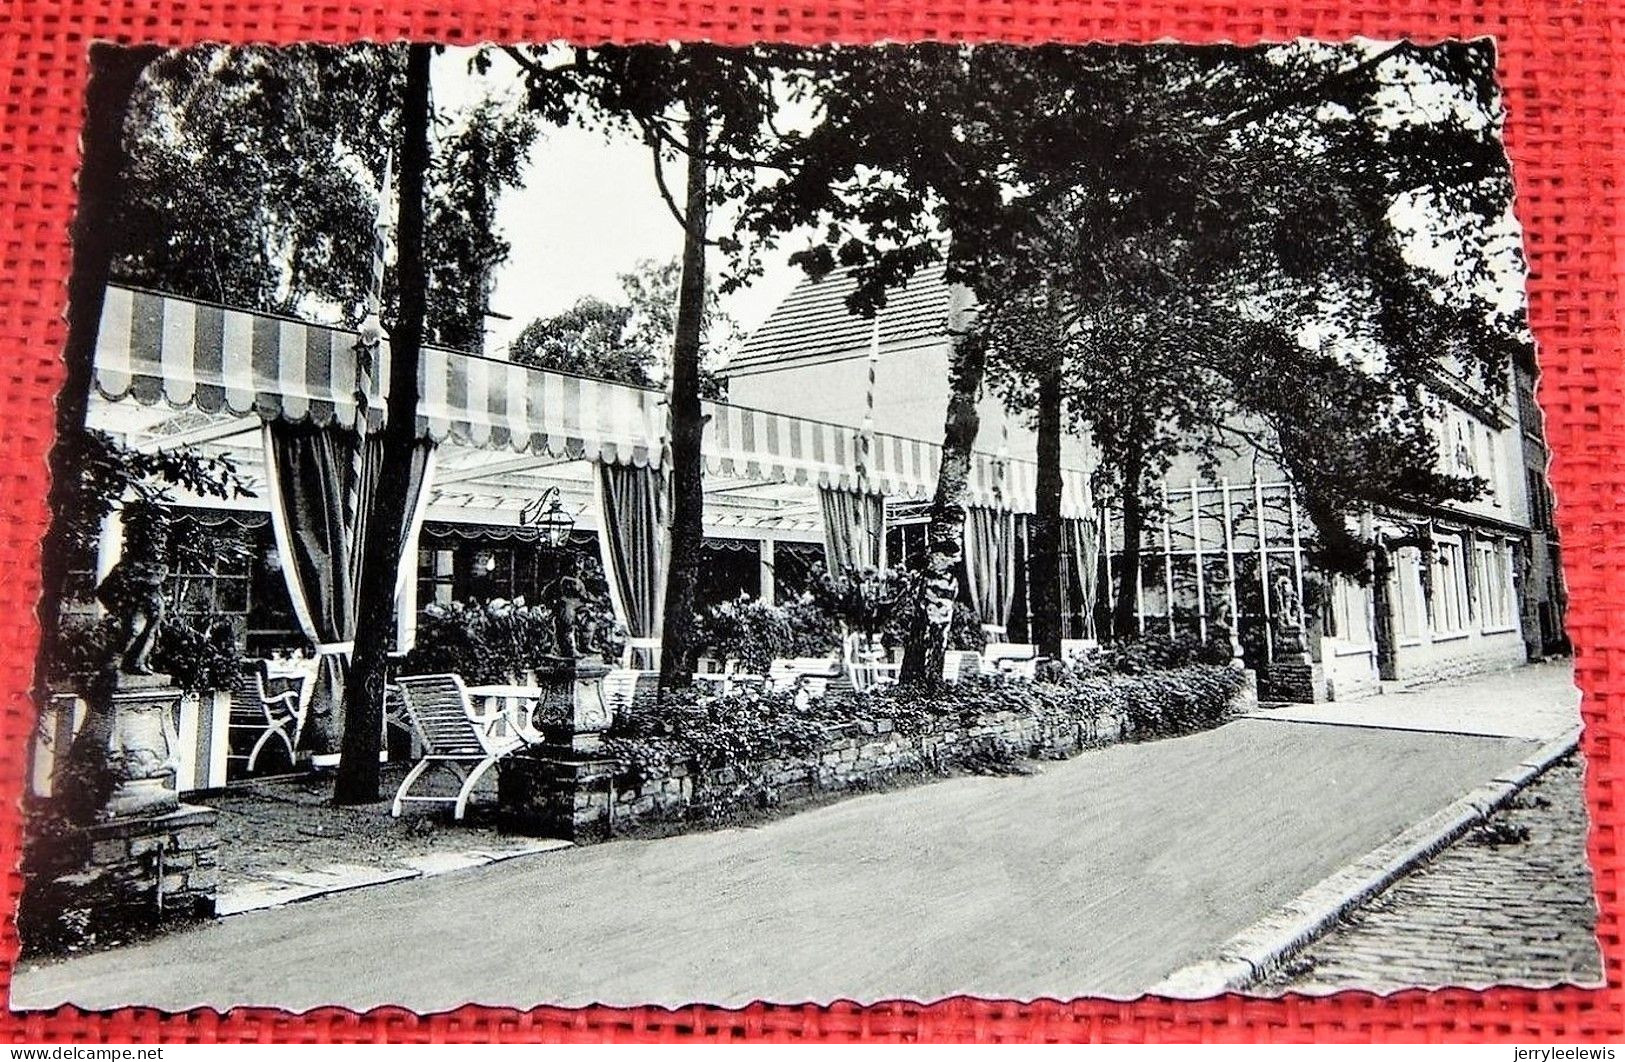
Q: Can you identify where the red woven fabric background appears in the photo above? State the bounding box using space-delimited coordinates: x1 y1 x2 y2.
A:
0 0 1620 1043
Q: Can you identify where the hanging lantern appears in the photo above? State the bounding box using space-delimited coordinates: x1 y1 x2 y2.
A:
520 488 576 549
535 497 575 549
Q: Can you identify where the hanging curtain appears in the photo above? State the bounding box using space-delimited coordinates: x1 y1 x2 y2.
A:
395 442 438 598
263 422 360 756
264 423 437 754
962 506 1017 638
1063 515 1100 639
594 461 669 670
819 487 886 575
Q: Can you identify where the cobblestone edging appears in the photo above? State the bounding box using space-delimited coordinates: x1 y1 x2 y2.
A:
1259 755 1602 992
1149 724 1584 999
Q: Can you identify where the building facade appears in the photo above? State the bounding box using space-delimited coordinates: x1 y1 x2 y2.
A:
732 265 1569 698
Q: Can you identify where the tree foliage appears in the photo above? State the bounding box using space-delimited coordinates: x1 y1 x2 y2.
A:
971 40 1521 611
505 42 790 689
508 258 737 397
112 43 538 351
423 97 542 351
55 430 252 559
114 45 402 320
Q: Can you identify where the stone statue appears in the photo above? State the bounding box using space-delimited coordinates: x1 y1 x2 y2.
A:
1210 590 1235 638
95 503 171 676
1272 572 1303 632
1207 575 1243 665
542 555 588 659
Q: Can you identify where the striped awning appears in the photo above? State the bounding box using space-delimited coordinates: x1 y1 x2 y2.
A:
93 285 1090 515
94 285 665 467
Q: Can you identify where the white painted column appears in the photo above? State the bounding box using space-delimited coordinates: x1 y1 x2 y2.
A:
759 537 776 606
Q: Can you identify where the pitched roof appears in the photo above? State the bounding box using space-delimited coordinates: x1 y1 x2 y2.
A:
730 262 951 375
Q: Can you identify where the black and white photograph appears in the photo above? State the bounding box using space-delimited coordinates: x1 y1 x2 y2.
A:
12 37 1600 1010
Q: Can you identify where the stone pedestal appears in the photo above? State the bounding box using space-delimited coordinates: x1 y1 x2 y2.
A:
20 672 222 953
100 673 183 818
497 658 618 840
497 751 618 842
531 657 612 752
1259 659 1328 703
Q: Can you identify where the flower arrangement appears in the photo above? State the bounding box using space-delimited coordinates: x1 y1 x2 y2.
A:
807 563 912 639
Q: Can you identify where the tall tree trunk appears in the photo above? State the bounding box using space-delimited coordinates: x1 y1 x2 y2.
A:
1029 360 1064 658
657 97 710 691
1370 541 1398 681
333 44 431 806
34 44 162 703
899 283 982 690
1110 442 1147 641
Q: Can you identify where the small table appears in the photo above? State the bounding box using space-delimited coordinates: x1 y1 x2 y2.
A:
463 684 547 744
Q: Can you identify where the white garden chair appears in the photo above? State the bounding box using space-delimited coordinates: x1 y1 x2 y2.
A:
602 669 660 716
391 674 533 821
942 650 983 684
982 643 1040 680
227 663 306 775
768 657 843 706
1060 638 1100 663
842 632 900 693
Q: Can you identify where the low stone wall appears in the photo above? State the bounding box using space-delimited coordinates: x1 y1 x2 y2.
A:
506 703 1146 843
20 803 220 951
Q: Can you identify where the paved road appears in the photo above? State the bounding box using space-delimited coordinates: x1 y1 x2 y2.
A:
1261 754 1602 994
13 718 1538 1012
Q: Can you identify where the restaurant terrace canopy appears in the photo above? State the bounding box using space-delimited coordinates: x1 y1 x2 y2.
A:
86 284 1098 688
92 285 1093 515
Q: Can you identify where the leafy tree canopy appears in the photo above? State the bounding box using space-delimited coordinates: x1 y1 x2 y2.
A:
508 257 738 398
112 44 538 351
951 40 1523 578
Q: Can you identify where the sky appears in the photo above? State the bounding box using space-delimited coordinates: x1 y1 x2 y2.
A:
430 49 806 357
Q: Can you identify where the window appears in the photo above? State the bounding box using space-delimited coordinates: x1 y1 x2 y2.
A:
885 522 929 572
1328 577 1370 646
1482 425 1502 506
168 520 254 641
1453 414 1476 475
1430 536 1471 637
1475 538 1516 631
418 547 456 608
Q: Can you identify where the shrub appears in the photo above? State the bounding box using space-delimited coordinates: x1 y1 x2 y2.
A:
151 612 243 694
403 598 566 684
1076 630 1232 675
48 612 241 695
605 683 844 779
808 563 912 638
695 594 839 673
604 663 1246 785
